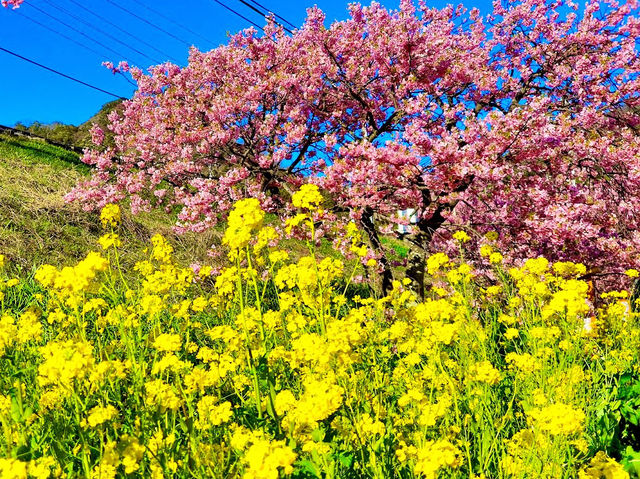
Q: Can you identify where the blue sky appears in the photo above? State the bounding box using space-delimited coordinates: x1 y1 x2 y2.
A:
0 0 492 127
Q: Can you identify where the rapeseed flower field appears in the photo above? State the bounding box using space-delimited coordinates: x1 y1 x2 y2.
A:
0 187 638 478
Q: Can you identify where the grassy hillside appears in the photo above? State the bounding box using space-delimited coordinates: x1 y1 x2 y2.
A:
0 131 408 293
13 99 124 149
0 133 217 271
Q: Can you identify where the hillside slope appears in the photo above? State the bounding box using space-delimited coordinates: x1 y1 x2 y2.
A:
0 133 217 271
13 99 124 149
0 132 404 295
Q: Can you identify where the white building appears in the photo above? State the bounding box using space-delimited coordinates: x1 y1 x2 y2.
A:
397 208 418 234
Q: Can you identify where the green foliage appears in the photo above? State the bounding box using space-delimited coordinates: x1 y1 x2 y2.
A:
0 133 84 170
13 99 124 149
74 99 123 148
607 373 640 475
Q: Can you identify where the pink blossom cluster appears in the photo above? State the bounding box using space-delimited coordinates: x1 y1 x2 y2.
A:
1 0 22 8
66 0 640 283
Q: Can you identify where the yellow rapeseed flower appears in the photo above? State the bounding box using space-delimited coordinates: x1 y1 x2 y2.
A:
196 396 234 429
144 380 182 412
453 231 471 243
120 435 145 474
223 198 264 251
480 244 493 257
528 403 585 436
292 184 323 210
150 234 174 263
625 269 639 278
413 440 462 479
469 360 501 385
100 203 121 228
98 233 121 250
427 253 450 275
140 295 165 317
84 405 118 428
0 458 28 478
38 340 94 390
489 252 503 265
553 261 587 277
242 438 297 479
579 451 629 479
153 333 182 353
16 309 42 344
485 231 499 241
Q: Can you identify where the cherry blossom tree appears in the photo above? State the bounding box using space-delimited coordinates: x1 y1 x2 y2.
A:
67 0 640 293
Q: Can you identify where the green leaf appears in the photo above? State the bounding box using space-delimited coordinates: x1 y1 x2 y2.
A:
10 395 22 423
622 447 640 475
337 452 354 468
311 428 325 443
15 444 32 461
297 459 322 478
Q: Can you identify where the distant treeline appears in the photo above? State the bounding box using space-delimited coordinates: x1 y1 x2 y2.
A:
13 99 123 149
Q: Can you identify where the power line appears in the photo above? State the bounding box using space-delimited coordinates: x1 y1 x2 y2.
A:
24 1 136 64
0 46 127 99
41 0 161 65
237 0 294 32
104 0 194 48
65 0 180 64
14 9 137 87
244 0 296 28
16 10 115 61
128 0 215 47
211 0 264 31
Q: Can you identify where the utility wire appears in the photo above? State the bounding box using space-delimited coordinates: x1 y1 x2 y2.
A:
237 0 293 32
244 0 296 28
128 0 215 46
211 0 264 31
24 1 136 64
0 45 127 99
104 0 193 48
41 0 161 64
14 9 137 87
17 10 115 61
65 0 181 64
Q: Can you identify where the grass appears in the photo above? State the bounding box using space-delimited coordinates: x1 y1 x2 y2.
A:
0 134 87 170
0 132 399 292
0 133 217 273
381 236 410 259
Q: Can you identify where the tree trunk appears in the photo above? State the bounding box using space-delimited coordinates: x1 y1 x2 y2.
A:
631 278 640 312
404 174 475 298
405 249 426 299
403 205 449 299
361 206 394 296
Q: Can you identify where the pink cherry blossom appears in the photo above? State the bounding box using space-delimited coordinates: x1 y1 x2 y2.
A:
1 0 23 9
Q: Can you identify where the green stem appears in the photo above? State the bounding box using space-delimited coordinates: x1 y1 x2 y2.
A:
236 255 263 420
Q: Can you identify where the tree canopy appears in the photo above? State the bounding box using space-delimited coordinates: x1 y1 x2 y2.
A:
65 0 640 286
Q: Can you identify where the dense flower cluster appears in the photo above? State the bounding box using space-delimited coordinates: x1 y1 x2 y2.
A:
0 193 637 478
